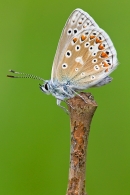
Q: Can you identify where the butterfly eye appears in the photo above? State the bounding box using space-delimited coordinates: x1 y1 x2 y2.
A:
91 75 95 80
62 63 68 69
75 45 81 51
67 28 72 35
84 42 90 48
92 58 97 63
44 83 48 90
94 65 100 71
65 50 72 58
75 68 78 71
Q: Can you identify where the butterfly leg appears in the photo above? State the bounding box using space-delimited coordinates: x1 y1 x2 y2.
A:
61 87 75 109
65 100 75 110
62 86 87 105
57 99 69 114
69 88 88 103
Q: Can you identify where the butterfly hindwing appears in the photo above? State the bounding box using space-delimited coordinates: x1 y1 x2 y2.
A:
65 28 117 89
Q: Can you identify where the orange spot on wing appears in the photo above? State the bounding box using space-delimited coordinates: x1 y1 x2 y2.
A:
98 44 104 50
79 21 82 24
83 24 87 28
90 35 95 40
81 35 86 41
101 52 108 58
96 38 102 43
105 68 109 72
73 37 78 43
102 62 109 67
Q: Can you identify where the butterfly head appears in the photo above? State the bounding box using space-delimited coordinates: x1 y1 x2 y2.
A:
39 81 51 95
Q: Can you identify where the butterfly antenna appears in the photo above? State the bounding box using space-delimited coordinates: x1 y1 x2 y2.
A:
7 69 45 82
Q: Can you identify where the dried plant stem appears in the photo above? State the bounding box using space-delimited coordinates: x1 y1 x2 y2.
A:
66 92 97 195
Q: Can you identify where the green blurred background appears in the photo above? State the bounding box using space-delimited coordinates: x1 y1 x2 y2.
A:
1 0 130 194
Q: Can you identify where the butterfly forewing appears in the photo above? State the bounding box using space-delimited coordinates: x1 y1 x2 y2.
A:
51 9 99 82
51 8 118 90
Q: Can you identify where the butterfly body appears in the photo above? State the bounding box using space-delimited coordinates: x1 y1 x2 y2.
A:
40 80 75 100
7 8 118 112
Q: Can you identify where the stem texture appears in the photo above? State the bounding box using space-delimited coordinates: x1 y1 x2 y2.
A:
66 92 97 195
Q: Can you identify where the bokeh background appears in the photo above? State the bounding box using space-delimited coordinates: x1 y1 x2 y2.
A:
1 0 130 195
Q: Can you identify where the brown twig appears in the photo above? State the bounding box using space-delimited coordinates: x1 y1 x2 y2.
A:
66 92 98 195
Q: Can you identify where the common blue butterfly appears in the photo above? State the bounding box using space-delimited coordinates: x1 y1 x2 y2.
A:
7 9 118 112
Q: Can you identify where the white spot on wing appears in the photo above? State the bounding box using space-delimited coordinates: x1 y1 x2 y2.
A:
67 28 72 35
94 65 100 71
75 45 81 51
92 58 97 63
75 56 84 65
75 68 78 71
65 50 72 58
81 72 85 76
62 63 68 69
91 75 95 80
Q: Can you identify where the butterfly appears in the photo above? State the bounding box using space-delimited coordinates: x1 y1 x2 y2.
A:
7 8 118 113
